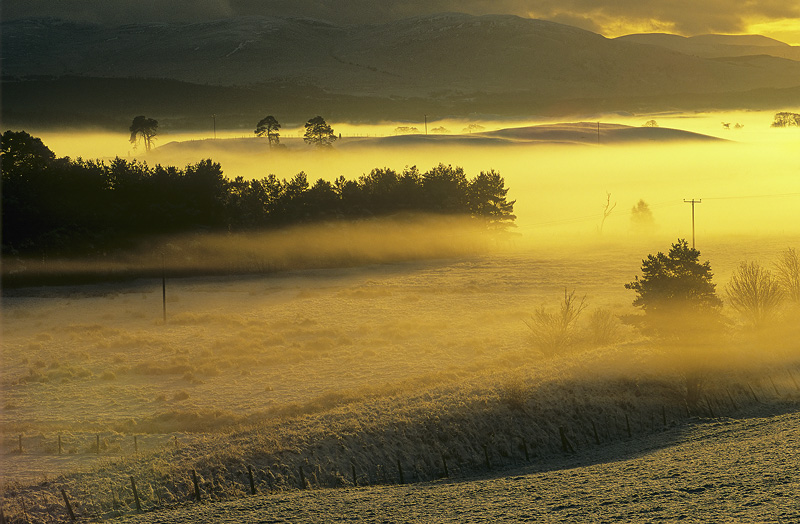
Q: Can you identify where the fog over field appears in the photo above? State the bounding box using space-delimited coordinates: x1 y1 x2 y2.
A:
2 112 800 522
28 111 800 241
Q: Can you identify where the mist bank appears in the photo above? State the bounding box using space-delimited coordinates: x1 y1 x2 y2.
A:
1 215 503 288
1 131 516 273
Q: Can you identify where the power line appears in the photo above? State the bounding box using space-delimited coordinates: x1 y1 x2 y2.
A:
524 191 800 230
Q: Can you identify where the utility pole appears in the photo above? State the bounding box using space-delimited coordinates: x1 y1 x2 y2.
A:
161 253 167 323
684 199 702 248
597 122 600 144
212 114 217 139
424 115 428 135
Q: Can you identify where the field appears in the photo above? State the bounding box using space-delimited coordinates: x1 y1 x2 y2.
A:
2 115 800 522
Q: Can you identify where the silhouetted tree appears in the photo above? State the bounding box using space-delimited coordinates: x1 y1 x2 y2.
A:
625 239 724 406
2 132 519 258
771 112 800 127
303 116 337 148
422 163 468 212
630 199 654 232
467 170 516 229
625 239 722 319
255 115 281 146
129 116 159 151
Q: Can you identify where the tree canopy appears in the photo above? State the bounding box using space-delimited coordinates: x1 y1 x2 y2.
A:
303 116 337 148
255 115 281 146
129 115 159 151
771 112 800 127
2 132 516 257
625 239 722 315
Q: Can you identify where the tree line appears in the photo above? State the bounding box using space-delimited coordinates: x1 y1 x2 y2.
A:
1 130 515 257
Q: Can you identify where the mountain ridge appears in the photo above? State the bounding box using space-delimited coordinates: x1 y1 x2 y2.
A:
3 13 799 127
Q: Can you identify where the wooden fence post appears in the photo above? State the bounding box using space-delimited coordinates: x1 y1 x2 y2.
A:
58 435 63 455
624 414 632 438
591 420 600 445
191 469 201 501
248 465 256 495
441 454 449 478
559 427 575 453
130 477 142 512
397 459 405 484
482 445 491 469
788 370 800 391
748 384 760 403
96 435 101 455
60 489 76 522
298 466 306 490
351 463 358 487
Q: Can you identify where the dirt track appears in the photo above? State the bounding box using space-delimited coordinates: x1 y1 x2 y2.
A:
108 405 800 523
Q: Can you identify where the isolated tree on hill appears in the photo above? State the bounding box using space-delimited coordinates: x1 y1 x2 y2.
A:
626 239 721 314
771 112 800 127
630 199 654 232
643 120 659 127
129 115 159 152
255 115 281 146
626 239 723 406
303 116 337 148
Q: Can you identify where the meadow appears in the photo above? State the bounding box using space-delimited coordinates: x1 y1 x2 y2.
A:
2 112 800 522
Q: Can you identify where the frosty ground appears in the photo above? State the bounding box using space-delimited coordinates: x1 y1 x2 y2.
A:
3 236 800 523
106 404 800 523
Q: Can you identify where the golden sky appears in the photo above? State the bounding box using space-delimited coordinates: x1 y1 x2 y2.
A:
3 1 800 45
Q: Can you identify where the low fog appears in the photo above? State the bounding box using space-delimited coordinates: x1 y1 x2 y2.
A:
2 111 800 522
28 110 800 242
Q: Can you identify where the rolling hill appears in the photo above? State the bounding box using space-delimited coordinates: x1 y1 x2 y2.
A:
3 13 800 128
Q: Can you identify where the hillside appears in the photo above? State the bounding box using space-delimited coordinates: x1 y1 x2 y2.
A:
3 14 800 127
615 33 800 61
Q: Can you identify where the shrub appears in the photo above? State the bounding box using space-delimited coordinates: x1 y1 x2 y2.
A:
726 261 784 328
583 308 622 347
524 289 587 356
499 375 529 411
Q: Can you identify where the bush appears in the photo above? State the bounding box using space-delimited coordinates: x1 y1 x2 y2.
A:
726 261 784 328
524 289 587 356
583 308 622 347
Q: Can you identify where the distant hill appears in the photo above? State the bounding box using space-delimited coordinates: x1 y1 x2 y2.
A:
615 33 800 61
3 14 800 128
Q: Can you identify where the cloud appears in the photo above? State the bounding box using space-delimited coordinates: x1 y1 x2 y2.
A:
4 0 799 38
2 0 234 25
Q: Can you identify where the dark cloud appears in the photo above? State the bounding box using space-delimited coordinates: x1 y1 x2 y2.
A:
2 0 234 25
3 0 798 36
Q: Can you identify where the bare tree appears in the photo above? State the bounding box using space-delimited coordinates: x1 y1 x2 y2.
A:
726 261 784 328
524 289 587 356
775 247 800 302
599 192 616 233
